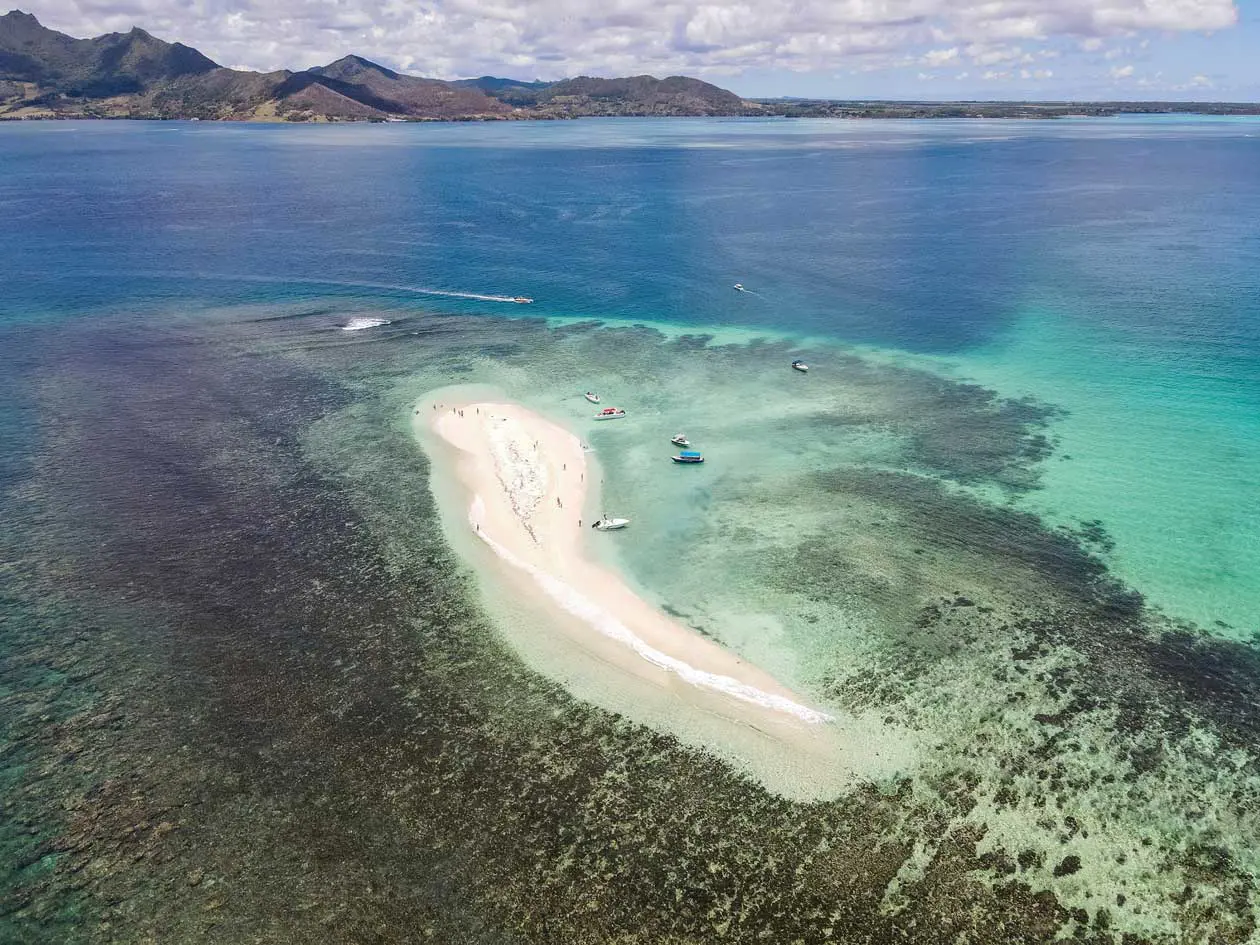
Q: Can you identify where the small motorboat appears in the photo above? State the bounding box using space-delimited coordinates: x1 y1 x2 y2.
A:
733 283 745 292
791 359 809 373
670 433 690 447
671 450 705 464
594 407 626 420
584 392 601 404
513 297 534 304
591 517 630 530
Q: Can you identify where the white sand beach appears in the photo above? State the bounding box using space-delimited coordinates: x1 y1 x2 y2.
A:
415 389 914 797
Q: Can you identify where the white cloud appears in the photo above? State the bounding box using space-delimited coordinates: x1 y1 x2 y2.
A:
1190 73 1212 87
922 46 959 66
965 44 1025 66
1109 64 1135 78
19 0 1240 79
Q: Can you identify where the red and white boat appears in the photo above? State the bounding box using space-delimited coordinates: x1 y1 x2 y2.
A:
593 407 626 420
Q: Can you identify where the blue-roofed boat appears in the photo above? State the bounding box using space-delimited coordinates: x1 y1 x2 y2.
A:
671 450 704 464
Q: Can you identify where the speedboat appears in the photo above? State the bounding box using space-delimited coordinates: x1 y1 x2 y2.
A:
791 359 809 373
594 407 626 420
513 297 534 304
584 392 601 404
591 517 630 530
733 283 745 292
670 433 690 447
671 451 704 464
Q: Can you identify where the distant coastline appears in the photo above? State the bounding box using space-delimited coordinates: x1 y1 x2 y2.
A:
3 10 1258 123
6 102 1260 123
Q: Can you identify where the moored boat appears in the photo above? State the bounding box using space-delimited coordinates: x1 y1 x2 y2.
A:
670 433 690 447
591 517 630 530
594 407 626 420
671 450 704 464
791 359 809 372
584 391 601 404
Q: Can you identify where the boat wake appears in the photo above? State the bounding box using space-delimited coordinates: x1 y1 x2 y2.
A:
467 496 833 725
411 288 523 303
90 270 531 306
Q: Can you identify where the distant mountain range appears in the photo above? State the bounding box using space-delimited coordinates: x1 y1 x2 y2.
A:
0 10 753 120
3 10 1257 123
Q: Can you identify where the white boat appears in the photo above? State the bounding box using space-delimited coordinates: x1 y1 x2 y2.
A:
513 297 534 304
670 433 690 447
594 407 626 420
791 359 809 373
584 392 601 404
733 283 745 292
592 517 630 530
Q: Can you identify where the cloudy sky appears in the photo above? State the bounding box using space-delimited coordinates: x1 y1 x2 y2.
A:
17 0 1258 100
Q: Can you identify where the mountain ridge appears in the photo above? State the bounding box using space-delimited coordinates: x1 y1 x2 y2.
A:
0 10 756 120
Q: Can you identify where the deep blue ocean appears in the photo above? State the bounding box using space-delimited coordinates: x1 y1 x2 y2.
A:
2 116 1256 631
1 117 1256 353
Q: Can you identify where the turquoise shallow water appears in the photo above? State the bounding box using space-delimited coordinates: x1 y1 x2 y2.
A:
907 310 1260 636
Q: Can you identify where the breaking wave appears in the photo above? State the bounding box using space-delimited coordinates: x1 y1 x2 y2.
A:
341 316 392 331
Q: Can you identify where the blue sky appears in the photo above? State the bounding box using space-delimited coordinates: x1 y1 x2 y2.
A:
17 0 1257 100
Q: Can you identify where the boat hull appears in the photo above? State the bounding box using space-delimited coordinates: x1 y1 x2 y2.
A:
671 456 704 464
593 412 625 420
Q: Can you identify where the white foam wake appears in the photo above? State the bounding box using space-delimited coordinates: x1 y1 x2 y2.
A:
341 316 392 331
410 287 521 303
468 496 832 725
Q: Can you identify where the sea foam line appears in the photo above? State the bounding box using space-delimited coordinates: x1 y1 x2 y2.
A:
94 271 527 305
468 496 833 725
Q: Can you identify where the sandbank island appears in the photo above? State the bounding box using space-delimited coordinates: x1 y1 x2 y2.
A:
414 388 913 798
